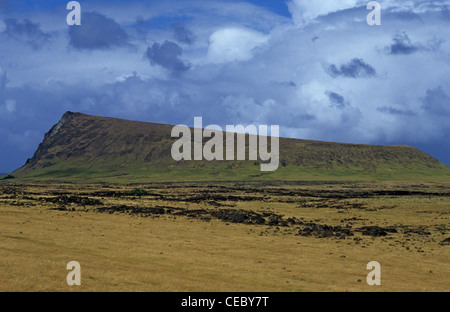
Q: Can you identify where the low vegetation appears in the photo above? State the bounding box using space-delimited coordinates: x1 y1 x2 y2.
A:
0 181 448 291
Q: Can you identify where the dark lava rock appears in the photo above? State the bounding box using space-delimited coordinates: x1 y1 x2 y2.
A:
299 223 353 238
46 195 103 206
267 215 289 226
91 190 125 198
211 209 266 225
358 226 390 237
404 227 431 236
97 205 170 216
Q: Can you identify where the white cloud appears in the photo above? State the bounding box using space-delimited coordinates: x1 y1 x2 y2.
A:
207 27 269 64
115 71 149 82
287 0 450 27
287 0 361 26
222 95 279 123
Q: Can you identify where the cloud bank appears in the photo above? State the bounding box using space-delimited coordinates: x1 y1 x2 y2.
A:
0 0 450 172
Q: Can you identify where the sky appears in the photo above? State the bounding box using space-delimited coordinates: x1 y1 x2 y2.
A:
0 0 449 173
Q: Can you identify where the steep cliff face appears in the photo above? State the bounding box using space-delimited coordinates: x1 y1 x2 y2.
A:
19 112 178 170
14 111 449 181
23 111 79 168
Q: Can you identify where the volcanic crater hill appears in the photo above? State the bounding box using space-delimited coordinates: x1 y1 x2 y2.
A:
12 111 450 182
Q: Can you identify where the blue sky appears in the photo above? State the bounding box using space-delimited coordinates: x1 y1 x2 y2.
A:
0 0 449 173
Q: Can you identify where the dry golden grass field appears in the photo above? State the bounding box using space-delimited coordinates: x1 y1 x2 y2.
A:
0 181 449 292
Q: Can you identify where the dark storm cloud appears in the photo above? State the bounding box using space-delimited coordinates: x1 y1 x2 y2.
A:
171 23 195 45
299 113 315 121
272 81 296 87
441 7 450 21
377 106 415 116
327 58 376 78
144 41 191 75
422 86 450 115
2 18 51 50
325 91 345 109
135 16 148 39
385 32 420 55
68 12 129 50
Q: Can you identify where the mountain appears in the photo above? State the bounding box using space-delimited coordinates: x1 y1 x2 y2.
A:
12 112 450 182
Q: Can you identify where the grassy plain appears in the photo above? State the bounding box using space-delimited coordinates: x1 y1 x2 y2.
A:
0 181 449 292
11 159 450 184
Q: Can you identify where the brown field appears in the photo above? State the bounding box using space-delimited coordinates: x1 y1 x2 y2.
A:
0 181 449 292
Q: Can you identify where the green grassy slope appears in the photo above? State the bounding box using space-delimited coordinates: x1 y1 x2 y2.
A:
10 112 450 183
